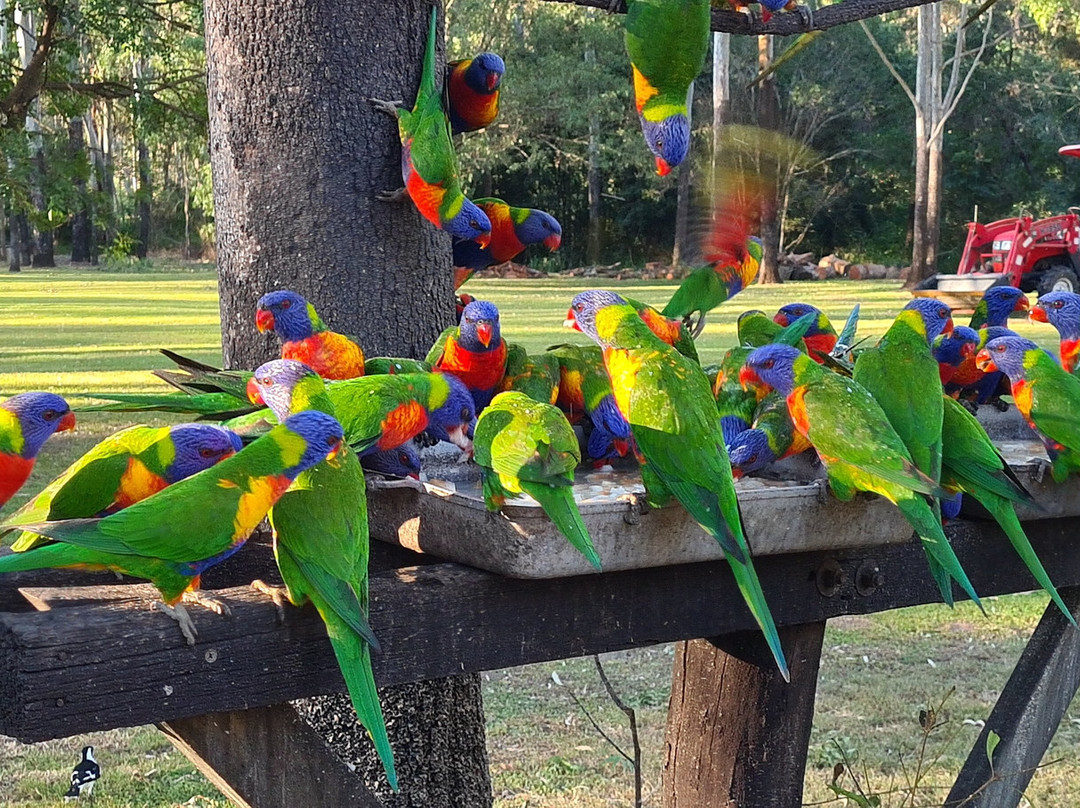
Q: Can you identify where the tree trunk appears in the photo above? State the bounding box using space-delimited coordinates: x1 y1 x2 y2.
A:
69 118 92 264
585 45 602 266
8 212 25 272
711 32 730 200
203 2 490 806
135 139 151 259
672 160 694 266
30 144 54 266
907 2 936 288
756 35 782 285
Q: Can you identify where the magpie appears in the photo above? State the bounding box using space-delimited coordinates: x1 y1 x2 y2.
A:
64 745 100 802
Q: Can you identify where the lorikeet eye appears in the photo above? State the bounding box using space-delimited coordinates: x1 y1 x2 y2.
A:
258 376 273 386
655 138 663 150
280 300 292 310
399 452 409 464
748 454 758 464
995 344 1006 352
42 409 59 421
1053 300 1065 309
470 219 479 229
762 359 775 369
460 406 471 421
200 447 218 458
326 436 337 447
938 308 948 318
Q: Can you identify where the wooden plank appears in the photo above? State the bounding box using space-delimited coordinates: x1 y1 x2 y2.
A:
945 585 1080 807
662 623 826 807
160 703 385 808
2 518 1080 741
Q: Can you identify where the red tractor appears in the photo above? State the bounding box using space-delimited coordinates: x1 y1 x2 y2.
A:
917 145 1080 300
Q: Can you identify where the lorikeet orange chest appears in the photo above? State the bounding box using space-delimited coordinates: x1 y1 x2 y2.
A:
1062 339 1080 374
402 137 448 227
437 336 508 394
109 458 170 514
376 400 430 450
282 333 365 380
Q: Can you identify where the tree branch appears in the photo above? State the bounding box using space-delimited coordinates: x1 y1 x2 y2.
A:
859 19 917 106
1 1 63 130
932 7 993 141
543 0 941 37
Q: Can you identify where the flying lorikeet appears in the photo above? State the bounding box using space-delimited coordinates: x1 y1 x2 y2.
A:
474 391 601 569
741 343 981 610
361 442 422 479
256 290 366 381
852 298 979 605
370 8 491 245
623 0 709 176
550 343 632 455
661 239 762 338
566 289 789 681
977 335 1080 481
969 285 1029 330
364 356 432 376
246 360 398 790
497 343 561 406
445 52 504 135
2 424 242 551
427 299 507 413
0 392 75 508
774 303 837 364
0 411 345 644
938 394 1074 625
1030 290 1080 374
933 325 979 386
248 361 476 454
727 392 812 478
453 199 561 290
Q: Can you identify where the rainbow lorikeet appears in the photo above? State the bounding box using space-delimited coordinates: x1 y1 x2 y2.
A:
727 0 812 25
0 411 345 644
370 9 491 245
969 285 1029 329
586 423 632 467
248 361 476 454
661 238 763 338
446 52 504 135
245 360 397 790
453 199 561 290
362 442 422 479
497 343 561 406
364 356 431 376
727 392 811 478
852 298 980 606
566 290 789 680
774 303 837 364
977 335 1080 482
741 344 981 610
427 299 507 413
1030 290 1080 374
623 0 709 176
947 326 1017 407
550 343 632 458
2 424 242 552
933 325 979 386
474 391 601 570
938 395 1074 625
0 392 75 508
256 290 366 381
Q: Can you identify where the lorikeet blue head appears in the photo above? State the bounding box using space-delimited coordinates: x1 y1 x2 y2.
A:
1 392 75 458
361 442 422 479
248 359 319 420
740 344 802 397
256 290 321 341
902 298 954 342
167 424 244 481
639 114 690 177
426 373 476 450
933 325 979 365
516 209 562 252
976 335 1041 379
459 299 501 350
564 290 627 344
979 286 1029 327
464 52 505 94
444 198 492 246
1031 291 1080 339
774 303 825 332
586 423 630 465
279 411 346 475
727 428 777 479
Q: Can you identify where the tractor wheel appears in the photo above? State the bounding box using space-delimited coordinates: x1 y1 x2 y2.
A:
1037 266 1079 296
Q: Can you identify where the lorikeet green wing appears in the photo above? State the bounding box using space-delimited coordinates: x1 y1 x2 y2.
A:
498 344 561 405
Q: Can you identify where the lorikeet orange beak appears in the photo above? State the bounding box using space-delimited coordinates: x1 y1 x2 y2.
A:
473 232 491 250
544 232 562 251
476 321 494 347
486 72 499 91
655 156 671 177
246 377 265 405
564 309 581 331
324 438 343 467
57 410 76 432
975 348 998 372
1030 304 1048 323
255 308 275 332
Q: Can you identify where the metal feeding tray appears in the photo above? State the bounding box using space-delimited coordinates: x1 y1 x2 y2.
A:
366 465 916 579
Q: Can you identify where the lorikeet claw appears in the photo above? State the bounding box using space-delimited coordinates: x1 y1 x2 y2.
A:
368 97 403 117
376 187 407 203
960 398 980 416
251 579 289 624
690 312 707 339
795 3 813 27
1033 457 1053 485
182 589 232 617
154 601 199 646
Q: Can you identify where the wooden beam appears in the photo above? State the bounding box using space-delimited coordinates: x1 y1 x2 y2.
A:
2 518 1079 742
945 586 1080 807
159 703 386 808
662 623 826 807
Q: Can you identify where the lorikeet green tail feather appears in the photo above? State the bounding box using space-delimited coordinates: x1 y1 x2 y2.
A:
519 479 601 570
895 491 982 610
79 391 262 421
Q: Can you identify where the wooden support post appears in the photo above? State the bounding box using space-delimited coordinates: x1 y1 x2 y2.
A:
946 586 1080 807
662 622 826 807
160 702 385 808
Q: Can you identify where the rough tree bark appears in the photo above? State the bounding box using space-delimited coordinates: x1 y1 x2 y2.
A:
203 1 490 806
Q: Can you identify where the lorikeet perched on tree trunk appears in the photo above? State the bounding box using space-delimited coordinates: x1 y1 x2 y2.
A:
453 198 561 290
445 52 504 135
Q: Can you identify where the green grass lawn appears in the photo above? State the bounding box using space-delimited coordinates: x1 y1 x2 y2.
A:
0 267 1074 807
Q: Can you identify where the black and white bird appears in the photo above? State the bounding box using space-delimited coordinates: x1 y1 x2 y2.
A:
64 745 100 801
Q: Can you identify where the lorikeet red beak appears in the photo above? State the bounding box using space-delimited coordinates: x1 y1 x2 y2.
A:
1030 304 1048 323
942 316 955 335
613 439 630 457
1014 295 1030 313
655 156 672 177
731 467 744 480
564 309 581 331
473 232 491 250
246 377 265 405
961 342 977 360
57 410 76 432
738 365 764 392
486 72 499 91
772 313 790 326
476 321 494 347
255 308 275 332
975 348 998 372
544 232 562 251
